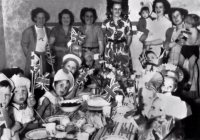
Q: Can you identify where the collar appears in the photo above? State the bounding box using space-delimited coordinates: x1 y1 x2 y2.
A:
12 103 27 110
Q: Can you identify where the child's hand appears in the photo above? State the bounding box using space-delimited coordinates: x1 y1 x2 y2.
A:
27 95 36 107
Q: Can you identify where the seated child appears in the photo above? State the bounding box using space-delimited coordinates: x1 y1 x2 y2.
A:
62 53 82 76
37 69 74 120
0 73 15 139
139 97 174 140
10 74 37 137
137 6 154 43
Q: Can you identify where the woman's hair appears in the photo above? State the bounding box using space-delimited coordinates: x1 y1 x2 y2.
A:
58 9 74 26
80 7 98 24
139 6 150 16
106 0 129 19
184 14 200 27
168 8 188 25
152 0 171 15
0 80 12 91
31 7 50 22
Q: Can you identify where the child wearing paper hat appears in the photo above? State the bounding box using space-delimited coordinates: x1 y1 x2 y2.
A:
62 53 82 75
37 69 74 119
10 74 37 137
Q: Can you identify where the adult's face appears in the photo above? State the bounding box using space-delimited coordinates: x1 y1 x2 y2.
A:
172 11 183 25
111 3 122 18
35 12 46 27
62 14 71 26
155 2 165 17
84 11 94 25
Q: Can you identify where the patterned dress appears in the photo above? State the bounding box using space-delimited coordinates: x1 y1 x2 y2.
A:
102 18 132 69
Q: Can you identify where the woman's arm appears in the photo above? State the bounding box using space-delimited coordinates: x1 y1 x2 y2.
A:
97 26 104 56
145 39 163 46
21 29 30 57
37 97 50 118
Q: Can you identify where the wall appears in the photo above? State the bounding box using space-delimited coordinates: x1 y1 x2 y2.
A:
1 0 200 70
0 0 5 70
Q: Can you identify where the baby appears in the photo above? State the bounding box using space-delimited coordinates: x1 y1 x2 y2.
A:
37 69 74 119
137 6 154 43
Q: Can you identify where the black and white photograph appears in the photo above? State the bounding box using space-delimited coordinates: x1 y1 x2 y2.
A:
0 0 200 139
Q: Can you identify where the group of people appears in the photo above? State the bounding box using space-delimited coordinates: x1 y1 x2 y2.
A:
0 0 200 139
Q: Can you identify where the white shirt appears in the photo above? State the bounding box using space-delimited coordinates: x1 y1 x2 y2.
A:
12 103 34 124
35 25 48 52
147 16 172 41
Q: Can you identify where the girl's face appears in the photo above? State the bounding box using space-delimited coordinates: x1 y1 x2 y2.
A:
0 87 12 107
155 2 165 17
13 86 28 104
84 11 94 25
147 53 158 64
161 77 176 93
142 10 149 19
62 14 71 26
148 99 165 118
54 80 70 97
172 11 183 25
111 3 122 18
64 60 77 74
35 12 46 27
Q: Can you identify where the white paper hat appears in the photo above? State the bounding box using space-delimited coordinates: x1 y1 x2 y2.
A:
0 73 14 91
62 53 82 68
54 69 74 92
11 74 31 92
156 93 192 119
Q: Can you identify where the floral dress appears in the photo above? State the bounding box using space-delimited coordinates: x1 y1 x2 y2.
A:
102 18 133 69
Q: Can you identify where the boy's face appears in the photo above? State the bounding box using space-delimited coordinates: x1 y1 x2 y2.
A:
0 87 12 107
13 86 28 104
64 60 77 74
141 10 149 19
148 99 165 118
161 77 176 93
54 80 70 97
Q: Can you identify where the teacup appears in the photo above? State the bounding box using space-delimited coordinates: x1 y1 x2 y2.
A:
43 123 56 137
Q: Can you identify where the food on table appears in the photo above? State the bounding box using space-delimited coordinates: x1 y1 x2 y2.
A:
60 116 70 127
82 124 96 135
75 118 87 128
87 97 110 107
86 112 106 129
66 123 78 134
56 124 65 131
59 99 82 112
54 131 67 138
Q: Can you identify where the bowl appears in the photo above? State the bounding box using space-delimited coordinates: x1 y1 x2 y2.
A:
59 99 81 112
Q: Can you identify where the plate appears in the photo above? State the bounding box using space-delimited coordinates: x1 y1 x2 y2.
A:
100 135 128 140
45 115 66 123
26 128 48 139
